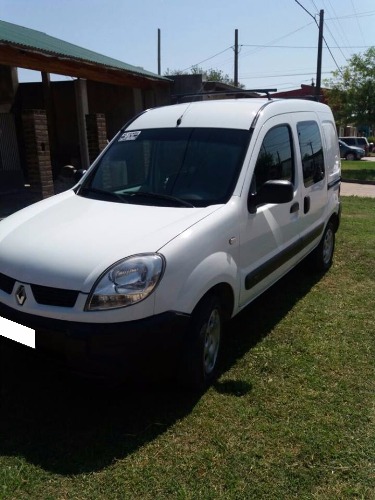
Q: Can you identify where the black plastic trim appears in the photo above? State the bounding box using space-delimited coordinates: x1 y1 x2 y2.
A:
0 302 190 377
245 223 324 290
0 273 16 294
328 177 341 190
0 301 189 338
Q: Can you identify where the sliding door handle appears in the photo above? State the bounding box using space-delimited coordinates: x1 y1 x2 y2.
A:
304 196 311 214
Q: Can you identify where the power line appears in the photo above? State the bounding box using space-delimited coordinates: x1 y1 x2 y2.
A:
350 0 366 46
238 22 314 60
240 71 333 79
181 46 233 73
323 0 352 60
325 10 375 20
294 1 323 98
322 36 344 76
171 1 372 87
295 0 316 21
240 44 372 49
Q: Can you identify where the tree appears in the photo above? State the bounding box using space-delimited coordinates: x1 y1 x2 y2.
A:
325 47 375 129
164 65 244 88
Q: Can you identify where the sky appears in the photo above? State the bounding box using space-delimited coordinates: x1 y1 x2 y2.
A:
1 0 375 91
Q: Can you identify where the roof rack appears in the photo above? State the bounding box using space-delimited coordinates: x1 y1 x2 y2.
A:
172 89 277 103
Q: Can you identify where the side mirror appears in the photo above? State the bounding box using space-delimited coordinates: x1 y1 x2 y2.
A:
248 180 294 214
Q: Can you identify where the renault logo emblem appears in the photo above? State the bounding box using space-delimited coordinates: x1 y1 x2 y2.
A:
15 285 27 306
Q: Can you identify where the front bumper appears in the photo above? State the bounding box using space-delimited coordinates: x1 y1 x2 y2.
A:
0 301 190 378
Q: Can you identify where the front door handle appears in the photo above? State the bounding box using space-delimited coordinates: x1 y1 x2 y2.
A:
290 202 299 213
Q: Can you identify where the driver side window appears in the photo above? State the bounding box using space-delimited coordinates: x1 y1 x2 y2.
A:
251 125 294 193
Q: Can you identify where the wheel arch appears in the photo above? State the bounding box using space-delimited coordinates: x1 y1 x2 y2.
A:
195 282 235 322
154 250 239 318
329 211 340 233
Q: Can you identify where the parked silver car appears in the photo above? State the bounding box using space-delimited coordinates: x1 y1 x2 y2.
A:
339 136 369 155
339 140 365 161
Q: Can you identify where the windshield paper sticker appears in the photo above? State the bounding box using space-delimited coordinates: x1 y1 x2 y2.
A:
119 131 141 142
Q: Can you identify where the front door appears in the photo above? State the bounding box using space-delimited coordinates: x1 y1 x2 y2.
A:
238 117 301 308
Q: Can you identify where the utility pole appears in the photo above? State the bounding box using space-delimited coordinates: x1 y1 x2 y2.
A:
234 29 239 87
294 2 324 101
157 28 161 76
315 10 324 101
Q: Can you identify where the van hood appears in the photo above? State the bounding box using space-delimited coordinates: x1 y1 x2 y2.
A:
0 191 220 292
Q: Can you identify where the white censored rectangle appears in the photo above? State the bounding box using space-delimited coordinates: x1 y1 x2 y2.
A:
0 316 35 348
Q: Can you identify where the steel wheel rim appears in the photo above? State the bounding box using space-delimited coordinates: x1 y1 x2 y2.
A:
202 308 221 375
323 228 334 265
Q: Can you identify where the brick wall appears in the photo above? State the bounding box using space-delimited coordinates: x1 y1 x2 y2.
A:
21 109 54 200
86 113 107 164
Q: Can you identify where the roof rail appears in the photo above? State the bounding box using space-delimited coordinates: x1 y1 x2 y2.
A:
172 89 277 103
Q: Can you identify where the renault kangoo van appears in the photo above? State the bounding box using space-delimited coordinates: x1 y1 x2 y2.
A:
0 97 341 388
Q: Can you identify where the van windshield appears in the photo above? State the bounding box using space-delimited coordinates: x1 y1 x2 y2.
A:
79 127 250 207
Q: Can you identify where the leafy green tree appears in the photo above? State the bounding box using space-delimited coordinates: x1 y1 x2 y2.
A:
325 47 375 129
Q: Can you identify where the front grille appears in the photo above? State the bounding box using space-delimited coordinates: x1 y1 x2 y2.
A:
0 273 16 294
0 272 79 307
31 284 79 308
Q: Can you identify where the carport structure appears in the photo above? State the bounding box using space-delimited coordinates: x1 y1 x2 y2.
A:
0 19 171 199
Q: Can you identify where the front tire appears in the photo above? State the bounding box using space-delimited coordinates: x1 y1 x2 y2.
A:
311 221 335 272
181 294 222 391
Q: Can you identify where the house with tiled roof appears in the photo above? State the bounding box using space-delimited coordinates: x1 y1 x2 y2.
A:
0 19 171 203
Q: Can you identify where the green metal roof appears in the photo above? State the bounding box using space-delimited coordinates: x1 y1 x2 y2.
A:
0 19 168 81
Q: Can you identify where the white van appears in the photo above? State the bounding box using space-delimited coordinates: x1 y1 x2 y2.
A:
0 98 341 388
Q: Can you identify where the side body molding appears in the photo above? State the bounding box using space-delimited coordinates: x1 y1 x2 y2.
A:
245 223 324 290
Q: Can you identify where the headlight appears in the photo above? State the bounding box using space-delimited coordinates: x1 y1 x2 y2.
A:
86 253 165 311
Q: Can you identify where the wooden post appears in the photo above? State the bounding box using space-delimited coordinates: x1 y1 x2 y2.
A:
315 10 324 101
74 78 90 169
158 29 161 76
234 29 239 87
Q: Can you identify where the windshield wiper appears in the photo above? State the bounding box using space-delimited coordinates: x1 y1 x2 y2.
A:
122 191 195 208
78 186 128 203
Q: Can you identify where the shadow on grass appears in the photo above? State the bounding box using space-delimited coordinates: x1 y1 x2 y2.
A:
217 260 322 378
0 261 323 475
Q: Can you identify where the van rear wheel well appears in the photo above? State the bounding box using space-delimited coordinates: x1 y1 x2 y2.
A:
310 219 336 272
329 212 340 233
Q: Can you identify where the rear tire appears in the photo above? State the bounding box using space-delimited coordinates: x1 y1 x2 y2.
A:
311 221 335 272
181 294 222 391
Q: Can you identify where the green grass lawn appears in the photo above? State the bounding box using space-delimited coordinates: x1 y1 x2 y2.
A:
1 197 374 499
341 159 375 182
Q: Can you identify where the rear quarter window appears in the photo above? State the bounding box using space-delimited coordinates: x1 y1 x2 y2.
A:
322 121 340 178
297 120 325 187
